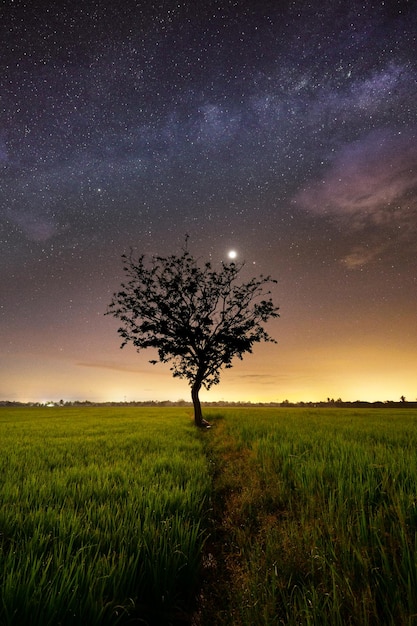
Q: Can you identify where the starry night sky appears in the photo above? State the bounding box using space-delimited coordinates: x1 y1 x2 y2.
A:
1 0 416 403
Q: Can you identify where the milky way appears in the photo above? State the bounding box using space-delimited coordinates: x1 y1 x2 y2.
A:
1 1 416 403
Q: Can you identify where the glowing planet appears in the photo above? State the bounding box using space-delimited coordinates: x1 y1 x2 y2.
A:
227 249 238 260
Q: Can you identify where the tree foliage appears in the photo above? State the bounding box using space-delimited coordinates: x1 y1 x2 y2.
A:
107 243 279 425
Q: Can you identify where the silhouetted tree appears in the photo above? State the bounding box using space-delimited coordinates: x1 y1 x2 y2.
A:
107 241 279 426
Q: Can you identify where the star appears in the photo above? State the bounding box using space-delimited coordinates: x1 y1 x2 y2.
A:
1 0 416 404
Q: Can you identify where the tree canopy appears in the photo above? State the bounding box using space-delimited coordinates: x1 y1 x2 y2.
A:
107 243 279 426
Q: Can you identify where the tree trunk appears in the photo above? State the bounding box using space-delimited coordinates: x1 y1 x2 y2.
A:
191 380 203 426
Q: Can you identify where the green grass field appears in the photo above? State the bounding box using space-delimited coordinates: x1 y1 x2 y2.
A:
1 406 417 625
0 407 210 625
201 407 417 626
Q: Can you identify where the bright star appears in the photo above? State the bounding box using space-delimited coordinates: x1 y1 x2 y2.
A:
228 249 237 260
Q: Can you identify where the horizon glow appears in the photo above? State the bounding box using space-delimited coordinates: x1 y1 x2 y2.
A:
1 2 416 405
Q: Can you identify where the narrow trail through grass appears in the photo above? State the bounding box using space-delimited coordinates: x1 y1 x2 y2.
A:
194 412 278 625
193 415 252 625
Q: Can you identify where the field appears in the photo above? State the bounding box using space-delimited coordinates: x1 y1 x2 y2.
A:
1 407 417 625
0 407 210 625
201 407 417 626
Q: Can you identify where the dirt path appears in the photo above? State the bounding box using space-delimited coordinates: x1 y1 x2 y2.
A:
191 420 254 626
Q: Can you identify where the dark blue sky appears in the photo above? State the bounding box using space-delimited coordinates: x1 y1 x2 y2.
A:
1 0 416 402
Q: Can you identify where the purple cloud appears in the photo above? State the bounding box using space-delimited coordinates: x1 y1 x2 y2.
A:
295 130 417 220
7 209 60 243
294 129 417 266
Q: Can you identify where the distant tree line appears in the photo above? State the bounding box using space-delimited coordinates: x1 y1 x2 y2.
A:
1 399 417 408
